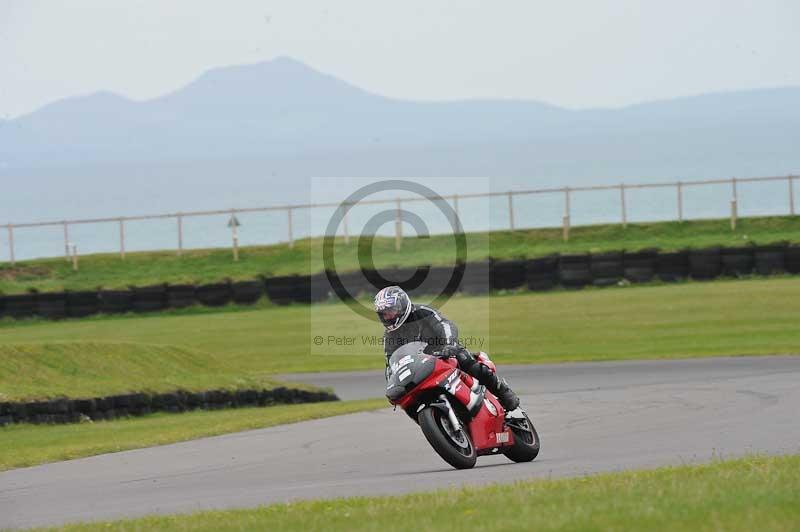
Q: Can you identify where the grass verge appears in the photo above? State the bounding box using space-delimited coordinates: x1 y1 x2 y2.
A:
40 454 800 531
0 398 386 471
1 276 798 376
0 341 291 402
2 215 799 294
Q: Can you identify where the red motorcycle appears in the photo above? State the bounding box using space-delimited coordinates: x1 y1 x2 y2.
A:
386 342 539 469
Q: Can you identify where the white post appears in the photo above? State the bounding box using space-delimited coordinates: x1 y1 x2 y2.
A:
453 194 460 233
63 222 70 261
563 187 571 242
677 182 684 222
342 204 350 245
71 244 78 272
620 183 627 227
7 224 15 266
789 176 795 216
231 216 239 262
119 218 126 259
287 208 294 249
731 199 738 231
507 191 515 231
177 214 184 256
395 199 402 251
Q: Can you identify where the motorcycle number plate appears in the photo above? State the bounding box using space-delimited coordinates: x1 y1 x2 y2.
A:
496 432 510 443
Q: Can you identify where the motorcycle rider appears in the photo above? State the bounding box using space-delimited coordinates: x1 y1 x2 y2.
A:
375 285 521 412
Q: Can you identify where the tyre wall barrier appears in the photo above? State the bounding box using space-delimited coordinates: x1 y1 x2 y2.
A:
4 242 800 322
657 250 690 282
37 292 67 319
99 289 133 314
785 245 800 274
67 291 101 318
196 282 233 307
623 249 657 283
490 260 526 290
131 284 167 313
232 280 264 305
460 261 491 294
721 247 754 277
167 284 197 309
0 387 339 426
590 251 624 287
559 254 592 288
265 275 306 305
754 244 786 275
3 293 38 319
525 256 558 291
688 248 722 280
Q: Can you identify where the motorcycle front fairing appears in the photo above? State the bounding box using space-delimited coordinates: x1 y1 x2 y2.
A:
385 342 438 402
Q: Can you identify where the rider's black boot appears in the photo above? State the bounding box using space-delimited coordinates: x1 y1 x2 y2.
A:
490 377 520 412
455 349 521 411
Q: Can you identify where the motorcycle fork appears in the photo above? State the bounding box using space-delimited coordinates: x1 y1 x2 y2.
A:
430 394 463 432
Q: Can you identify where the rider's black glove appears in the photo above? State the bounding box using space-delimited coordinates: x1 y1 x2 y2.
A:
440 344 466 360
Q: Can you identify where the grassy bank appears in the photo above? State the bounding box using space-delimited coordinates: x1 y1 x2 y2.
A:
2 215 799 294
0 341 292 402
43 454 800 531
0 399 386 471
1 276 798 379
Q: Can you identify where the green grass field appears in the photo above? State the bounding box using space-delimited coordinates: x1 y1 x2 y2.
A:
0 399 385 471
0 341 301 402
40 454 800 532
2 277 798 401
2 215 799 294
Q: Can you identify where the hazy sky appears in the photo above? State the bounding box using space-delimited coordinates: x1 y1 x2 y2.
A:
1 0 798 118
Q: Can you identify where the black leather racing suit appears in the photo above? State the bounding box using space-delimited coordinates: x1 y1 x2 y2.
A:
383 304 520 411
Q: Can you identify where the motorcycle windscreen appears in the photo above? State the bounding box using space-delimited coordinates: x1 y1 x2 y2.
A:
386 341 437 401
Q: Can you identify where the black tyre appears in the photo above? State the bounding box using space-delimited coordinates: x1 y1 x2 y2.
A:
503 413 540 463
419 406 477 470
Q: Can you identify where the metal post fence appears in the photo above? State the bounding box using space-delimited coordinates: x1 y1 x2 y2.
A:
395 199 402 251
2 173 799 263
63 222 70 261
620 183 627 227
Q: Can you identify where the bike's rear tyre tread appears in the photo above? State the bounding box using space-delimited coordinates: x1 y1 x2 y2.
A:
419 407 477 470
503 414 540 463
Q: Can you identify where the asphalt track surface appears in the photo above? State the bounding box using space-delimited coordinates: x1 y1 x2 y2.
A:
2 356 799 529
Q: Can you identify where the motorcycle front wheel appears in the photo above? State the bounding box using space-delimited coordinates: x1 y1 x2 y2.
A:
503 412 540 463
419 406 477 470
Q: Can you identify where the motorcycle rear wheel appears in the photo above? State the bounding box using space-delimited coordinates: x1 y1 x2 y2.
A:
419 407 477 470
503 413 540 463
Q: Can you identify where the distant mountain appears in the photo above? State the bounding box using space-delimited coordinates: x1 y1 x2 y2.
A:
3 55 797 175
1 56 799 231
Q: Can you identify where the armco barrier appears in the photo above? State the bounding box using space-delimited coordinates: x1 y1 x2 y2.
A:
754 244 786 275
590 252 624 287
689 248 722 280
721 247 754 277
0 387 339 426
490 260 526 290
623 249 657 283
559 254 592 288
526 256 558 291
